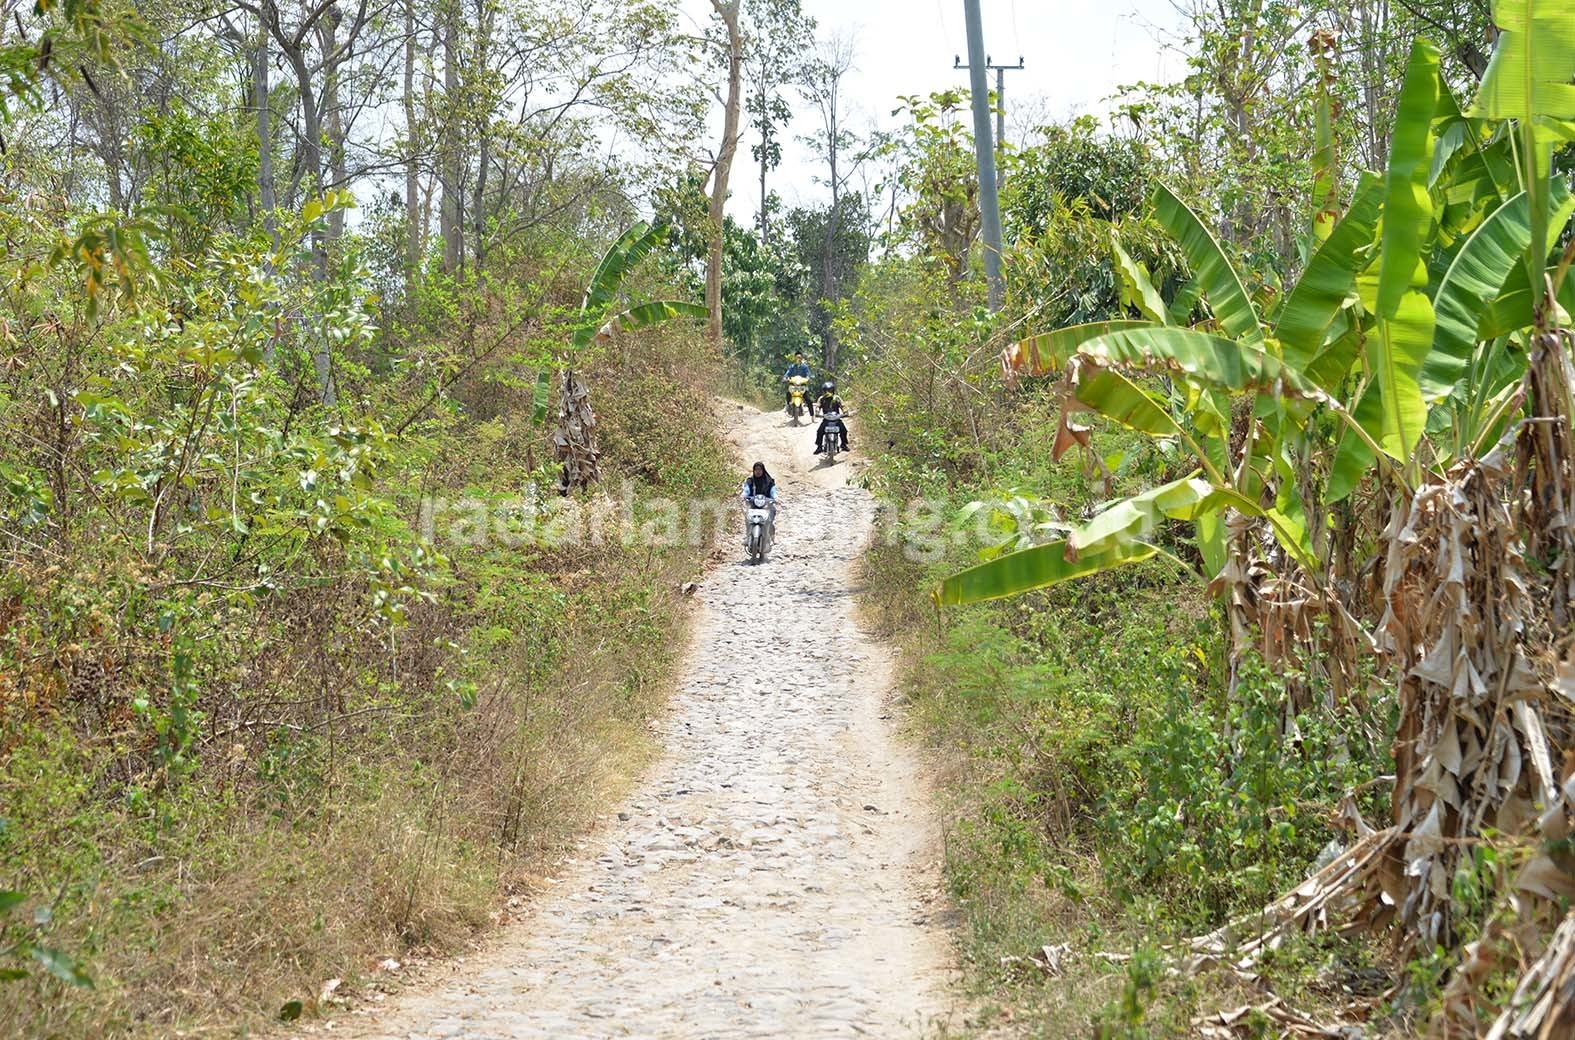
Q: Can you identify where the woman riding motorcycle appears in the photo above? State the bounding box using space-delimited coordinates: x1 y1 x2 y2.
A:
813 382 849 455
740 461 778 546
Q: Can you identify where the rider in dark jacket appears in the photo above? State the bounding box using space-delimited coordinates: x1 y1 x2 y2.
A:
813 383 848 454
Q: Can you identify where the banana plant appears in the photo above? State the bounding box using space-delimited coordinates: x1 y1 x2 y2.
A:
534 222 707 492
943 1 1575 999
939 27 1575 611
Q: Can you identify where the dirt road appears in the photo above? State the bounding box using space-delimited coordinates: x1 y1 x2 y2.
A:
325 403 958 1038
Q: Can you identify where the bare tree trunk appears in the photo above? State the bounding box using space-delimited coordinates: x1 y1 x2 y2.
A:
439 0 464 275
96 86 126 211
804 37 856 370
252 17 277 240
252 13 279 365
470 0 493 269
757 69 769 241
820 85 840 371
265 2 335 405
276 34 324 250
318 8 349 244
403 0 421 272
706 0 743 353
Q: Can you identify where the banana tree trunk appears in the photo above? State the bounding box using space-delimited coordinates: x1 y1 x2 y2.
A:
554 368 601 494
1334 459 1556 969
1521 325 1575 625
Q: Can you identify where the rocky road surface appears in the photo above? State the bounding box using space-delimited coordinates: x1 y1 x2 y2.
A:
318 402 958 1038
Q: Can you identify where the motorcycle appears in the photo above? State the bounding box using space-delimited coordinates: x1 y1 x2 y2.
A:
818 410 847 464
785 375 811 425
745 493 775 563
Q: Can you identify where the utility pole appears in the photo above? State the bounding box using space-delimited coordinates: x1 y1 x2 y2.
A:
953 52 1024 187
960 0 1005 311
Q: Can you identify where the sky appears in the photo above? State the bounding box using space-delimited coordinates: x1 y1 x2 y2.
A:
676 0 1190 222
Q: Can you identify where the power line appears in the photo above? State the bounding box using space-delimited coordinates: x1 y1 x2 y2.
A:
952 52 1025 183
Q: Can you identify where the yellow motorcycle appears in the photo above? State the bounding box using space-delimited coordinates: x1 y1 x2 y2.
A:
785 375 811 425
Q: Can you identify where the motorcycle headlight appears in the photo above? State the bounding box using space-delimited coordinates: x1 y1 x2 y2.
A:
752 494 769 507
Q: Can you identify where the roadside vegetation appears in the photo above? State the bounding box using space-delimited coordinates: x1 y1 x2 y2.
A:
836 2 1575 1036
0 2 733 1036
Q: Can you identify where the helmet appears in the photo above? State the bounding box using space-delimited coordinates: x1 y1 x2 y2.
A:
822 381 835 392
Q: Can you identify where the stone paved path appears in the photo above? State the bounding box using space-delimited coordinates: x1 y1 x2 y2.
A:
322 403 958 1038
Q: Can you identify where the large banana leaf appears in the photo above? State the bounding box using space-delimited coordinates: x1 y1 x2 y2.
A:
1275 174 1384 373
1004 320 1152 377
1373 38 1441 460
1304 319 1365 396
1070 326 1317 399
1423 191 1535 401
1471 0 1575 132
1430 81 1482 189
572 300 708 350
1469 0 1575 289
1110 231 1169 325
1066 416 1312 574
1168 277 1203 326
1068 473 1317 578
607 301 709 334
1069 475 1210 554
1153 183 1264 348
1373 294 1437 460
1378 39 1441 318
1064 367 1197 445
580 221 665 319
933 538 1159 607
1461 184 1575 336
1326 383 1384 502
531 368 553 425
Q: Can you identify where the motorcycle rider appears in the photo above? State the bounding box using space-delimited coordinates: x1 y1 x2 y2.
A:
813 382 849 455
783 352 812 412
740 461 778 547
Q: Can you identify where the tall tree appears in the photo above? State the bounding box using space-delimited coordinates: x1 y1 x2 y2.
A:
439 0 463 273
402 0 422 271
799 33 866 369
785 196 870 367
744 0 813 242
706 0 744 354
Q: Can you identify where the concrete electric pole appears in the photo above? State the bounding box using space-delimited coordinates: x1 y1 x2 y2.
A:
959 0 1006 311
